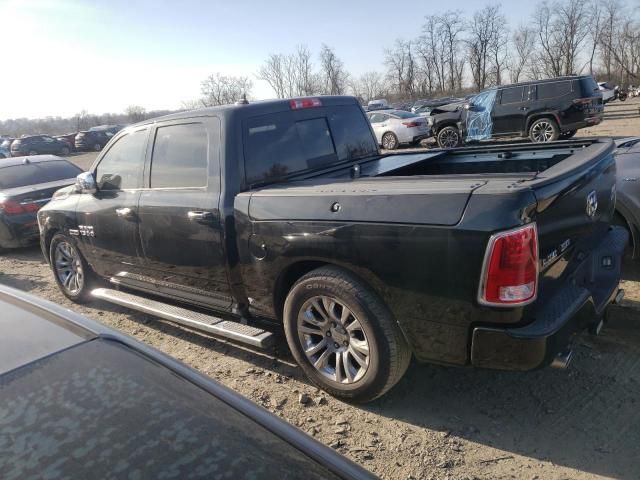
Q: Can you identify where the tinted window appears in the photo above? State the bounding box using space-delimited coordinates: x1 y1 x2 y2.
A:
578 77 599 96
500 86 525 104
327 107 378 161
369 113 384 123
0 161 81 189
537 81 572 99
245 114 336 184
95 129 147 190
150 123 208 188
244 106 377 185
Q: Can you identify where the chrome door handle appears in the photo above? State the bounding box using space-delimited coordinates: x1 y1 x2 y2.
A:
188 211 214 223
115 207 135 219
623 178 638 182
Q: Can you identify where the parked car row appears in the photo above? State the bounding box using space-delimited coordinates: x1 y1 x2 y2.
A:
370 75 605 149
0 125 124 157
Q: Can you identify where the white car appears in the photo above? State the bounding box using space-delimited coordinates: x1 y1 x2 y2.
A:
367 99 389 110
367 109 430 150
598 82 615 103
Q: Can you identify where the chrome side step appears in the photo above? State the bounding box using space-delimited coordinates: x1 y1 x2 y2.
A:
91 288 274 348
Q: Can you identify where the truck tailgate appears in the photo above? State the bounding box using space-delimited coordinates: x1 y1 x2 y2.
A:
529 140 618 308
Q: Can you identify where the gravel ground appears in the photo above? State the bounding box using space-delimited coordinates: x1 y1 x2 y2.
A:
4 102 640 479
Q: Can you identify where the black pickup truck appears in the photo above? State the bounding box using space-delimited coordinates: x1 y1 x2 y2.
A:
38 96 626 402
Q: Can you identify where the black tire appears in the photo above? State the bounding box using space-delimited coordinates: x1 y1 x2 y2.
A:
560 130 577 140
61 146 70 155
437 126 462 148
283 266 411 403
529 118 560 143
49 233 99 303
28 150 38 156
93 143 102 152
381 132 399 150
613 212 634 259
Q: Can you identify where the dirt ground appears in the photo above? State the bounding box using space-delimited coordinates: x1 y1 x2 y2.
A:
3 99 640 480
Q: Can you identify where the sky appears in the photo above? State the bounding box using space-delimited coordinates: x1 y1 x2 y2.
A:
0 0 536 120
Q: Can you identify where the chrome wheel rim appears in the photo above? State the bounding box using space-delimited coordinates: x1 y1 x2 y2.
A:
297 296 370 384
532 121 554 142
439 129 459 148
54 241 84 294
382 133 396 149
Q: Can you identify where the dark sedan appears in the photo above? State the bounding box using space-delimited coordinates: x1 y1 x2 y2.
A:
0 155 81 251
614 137 640 258
10 135 72 156
0 285 375 480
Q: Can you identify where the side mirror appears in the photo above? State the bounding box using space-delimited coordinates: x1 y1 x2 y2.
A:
75 171 97 194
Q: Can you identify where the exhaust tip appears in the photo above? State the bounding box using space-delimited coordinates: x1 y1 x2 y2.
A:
550 349 573 369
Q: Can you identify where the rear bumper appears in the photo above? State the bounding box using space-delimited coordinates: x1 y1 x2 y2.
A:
470 226 628 370
0 214 40 249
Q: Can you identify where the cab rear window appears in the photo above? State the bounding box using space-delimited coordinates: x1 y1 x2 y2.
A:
0 161 81 189
243 105 377 185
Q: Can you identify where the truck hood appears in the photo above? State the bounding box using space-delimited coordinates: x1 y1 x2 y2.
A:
246 178 482 226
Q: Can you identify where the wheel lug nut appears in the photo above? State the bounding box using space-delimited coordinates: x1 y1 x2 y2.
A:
343 341 348 346
326 331 331 337
334 343 339 348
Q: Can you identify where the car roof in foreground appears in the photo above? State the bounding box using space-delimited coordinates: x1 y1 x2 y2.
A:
0 285 374 480
0 154 69 168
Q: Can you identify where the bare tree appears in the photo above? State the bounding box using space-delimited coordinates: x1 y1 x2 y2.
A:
200 73 252 106
418 14 448 92
349 71 387 103
125 105 147 123
257 54 288 98
467 4 507 89
384 39 416 97
508 25 536 83
319 44 348 95
440 10 466 91
586 0 604 74
292 45 320 96
74 109 88 132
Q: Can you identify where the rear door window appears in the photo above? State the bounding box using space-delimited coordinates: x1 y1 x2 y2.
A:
0 161 82 189
536 81 572 99
500 86 525 104
95 129 148 190
150 123 209 188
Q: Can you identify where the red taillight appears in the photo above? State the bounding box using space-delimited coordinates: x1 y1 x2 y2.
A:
0 199 40 215
478 223 538 306
289 98 322 110
402 121 420 128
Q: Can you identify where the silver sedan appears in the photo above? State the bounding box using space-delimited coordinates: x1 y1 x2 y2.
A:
367 110 430 150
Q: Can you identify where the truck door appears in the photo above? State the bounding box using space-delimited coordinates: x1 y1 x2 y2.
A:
136 117 232 310
75 127 149 278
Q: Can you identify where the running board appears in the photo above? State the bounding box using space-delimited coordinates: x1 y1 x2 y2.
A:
91 288 274 348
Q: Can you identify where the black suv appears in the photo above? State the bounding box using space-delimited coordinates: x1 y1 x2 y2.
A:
10 135 71 157
429 75 604 148
75 125 123 152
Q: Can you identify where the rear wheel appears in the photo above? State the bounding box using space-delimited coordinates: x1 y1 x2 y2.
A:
50 234 98 303
382 132 399 150
93 143 102 152
61 146 70 155
529 118 560 143
283 266 411 403
437 126 462 148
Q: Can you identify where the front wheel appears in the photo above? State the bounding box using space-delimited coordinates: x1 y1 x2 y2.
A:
283 266 411 403
93 143 102 152
437 126 462 148
529 118 559 143
50 234 98 303
61 146 70 155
